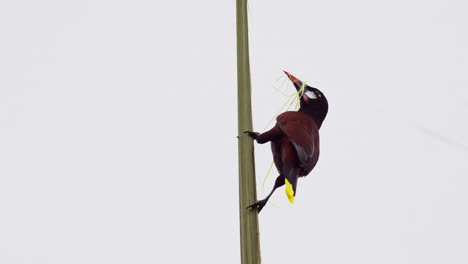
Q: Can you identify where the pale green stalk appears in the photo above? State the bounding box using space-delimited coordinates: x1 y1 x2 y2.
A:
237 0 261 263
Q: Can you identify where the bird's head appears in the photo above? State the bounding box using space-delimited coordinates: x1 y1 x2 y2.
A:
284 70 329 127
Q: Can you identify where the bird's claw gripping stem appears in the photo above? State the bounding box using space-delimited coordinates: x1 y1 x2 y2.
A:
246 199 267 213
244 131 259 140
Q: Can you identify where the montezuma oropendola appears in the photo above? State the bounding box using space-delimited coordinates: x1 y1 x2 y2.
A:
245 71 328 213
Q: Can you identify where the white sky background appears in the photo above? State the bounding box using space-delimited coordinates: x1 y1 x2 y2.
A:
1 0 467 263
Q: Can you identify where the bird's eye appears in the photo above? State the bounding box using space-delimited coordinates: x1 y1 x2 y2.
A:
305 90 318 99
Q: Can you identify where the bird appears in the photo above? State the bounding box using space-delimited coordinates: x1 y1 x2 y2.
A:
244 71 328 213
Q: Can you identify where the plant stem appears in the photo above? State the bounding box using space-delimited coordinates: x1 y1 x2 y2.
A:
237 0 261 263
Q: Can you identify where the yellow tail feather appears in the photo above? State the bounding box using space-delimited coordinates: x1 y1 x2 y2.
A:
285 178 295 204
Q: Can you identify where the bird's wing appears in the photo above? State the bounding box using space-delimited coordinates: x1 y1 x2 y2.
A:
276 112 316 169
280 139 300 199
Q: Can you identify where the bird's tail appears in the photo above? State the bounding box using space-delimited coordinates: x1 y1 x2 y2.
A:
283 164 298 204
285 178 295 203
285 177 297 204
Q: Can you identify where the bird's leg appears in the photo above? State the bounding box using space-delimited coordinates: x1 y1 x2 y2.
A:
244 125 283 144
247 175 285 213
244 131 259 139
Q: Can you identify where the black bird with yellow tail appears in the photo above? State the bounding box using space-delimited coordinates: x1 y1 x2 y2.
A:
245 71 328 213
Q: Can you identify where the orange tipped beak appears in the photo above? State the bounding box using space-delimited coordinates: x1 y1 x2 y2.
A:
283 70 304 91
283 71 300 83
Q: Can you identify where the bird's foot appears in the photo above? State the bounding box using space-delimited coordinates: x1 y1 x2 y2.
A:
244 131 259 140
246 199 267 213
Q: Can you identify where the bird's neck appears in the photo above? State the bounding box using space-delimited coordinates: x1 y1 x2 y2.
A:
298 108 328 129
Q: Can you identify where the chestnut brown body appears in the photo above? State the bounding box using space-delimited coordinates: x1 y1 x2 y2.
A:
245 71 328 213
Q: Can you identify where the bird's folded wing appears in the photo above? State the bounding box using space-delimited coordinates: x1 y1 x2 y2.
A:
276 112 315 167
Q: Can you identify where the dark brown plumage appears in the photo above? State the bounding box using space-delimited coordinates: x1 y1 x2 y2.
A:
245 71 328 213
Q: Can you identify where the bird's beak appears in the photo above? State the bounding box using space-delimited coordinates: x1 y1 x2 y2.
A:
283 70 304 91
